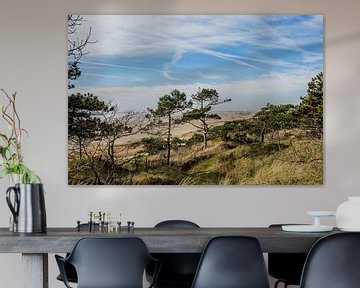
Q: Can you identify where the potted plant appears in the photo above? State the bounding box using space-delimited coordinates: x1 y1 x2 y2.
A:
0 88 46 233
0 89 40 183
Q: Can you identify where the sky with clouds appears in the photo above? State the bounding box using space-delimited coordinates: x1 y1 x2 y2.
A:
70 15 323 112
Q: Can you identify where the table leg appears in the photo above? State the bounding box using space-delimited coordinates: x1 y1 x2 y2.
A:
22 253 48 288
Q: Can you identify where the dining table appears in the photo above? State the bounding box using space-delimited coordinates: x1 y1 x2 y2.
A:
0 226 340 288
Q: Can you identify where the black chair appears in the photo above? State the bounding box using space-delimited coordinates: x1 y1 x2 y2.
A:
56 223 99 284
154 220 200 229
191 236 270 288
55 237 160 288
56 262 77 284
268 224 308 288
147 220 201 288
300 232 360 288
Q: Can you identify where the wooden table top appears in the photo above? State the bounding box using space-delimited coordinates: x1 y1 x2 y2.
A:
0 227 340 253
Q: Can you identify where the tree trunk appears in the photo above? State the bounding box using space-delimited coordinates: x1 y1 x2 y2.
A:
108 140 115 165
202 120 208 150
261 128 265 143
79 138 83 159
166 113 171 166
203 132 207 149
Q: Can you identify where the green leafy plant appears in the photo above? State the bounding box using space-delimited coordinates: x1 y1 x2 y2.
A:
0 89 41 183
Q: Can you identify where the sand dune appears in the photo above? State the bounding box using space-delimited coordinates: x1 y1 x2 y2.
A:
115 111 256 145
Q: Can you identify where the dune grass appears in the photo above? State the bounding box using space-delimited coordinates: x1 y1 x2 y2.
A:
181 138 322 185
69 135 323 185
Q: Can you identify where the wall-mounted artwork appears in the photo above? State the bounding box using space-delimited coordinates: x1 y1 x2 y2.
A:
68 15 323 185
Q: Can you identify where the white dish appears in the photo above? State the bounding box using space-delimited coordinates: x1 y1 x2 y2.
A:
282 225 333 233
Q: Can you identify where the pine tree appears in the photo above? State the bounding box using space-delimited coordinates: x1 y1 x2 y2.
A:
182 88 230 149
146 89 192 166
68 93 112 159
298 72 323 138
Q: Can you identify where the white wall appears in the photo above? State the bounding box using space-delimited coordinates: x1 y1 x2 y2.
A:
1 0 360 287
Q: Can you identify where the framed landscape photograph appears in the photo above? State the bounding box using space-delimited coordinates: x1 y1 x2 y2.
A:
67 15 323 185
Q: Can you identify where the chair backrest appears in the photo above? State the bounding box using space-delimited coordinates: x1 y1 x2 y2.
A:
300 232 360 288
155 220 200 228
67 237 154 288
151 220 201 287
268 224 308 285
191 236 270 288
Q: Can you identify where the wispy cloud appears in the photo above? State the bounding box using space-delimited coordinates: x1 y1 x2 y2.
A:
71 15 323 99
199 72 224 80
81 72 147 83
74 15 323 61
84 61 160 72
302 53 323 63
195 47 262 71
162 50 183 80
74 68 320 112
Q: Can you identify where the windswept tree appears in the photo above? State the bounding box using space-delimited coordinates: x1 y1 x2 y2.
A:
213 118 260 144
253 103 298 145
146 89 192 166
298 72 323 138
68 15 96 89
68 93 113 159
182 88 231 149
101 109 141 166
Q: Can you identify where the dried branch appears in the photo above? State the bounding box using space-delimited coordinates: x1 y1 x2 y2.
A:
0 89 23 163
